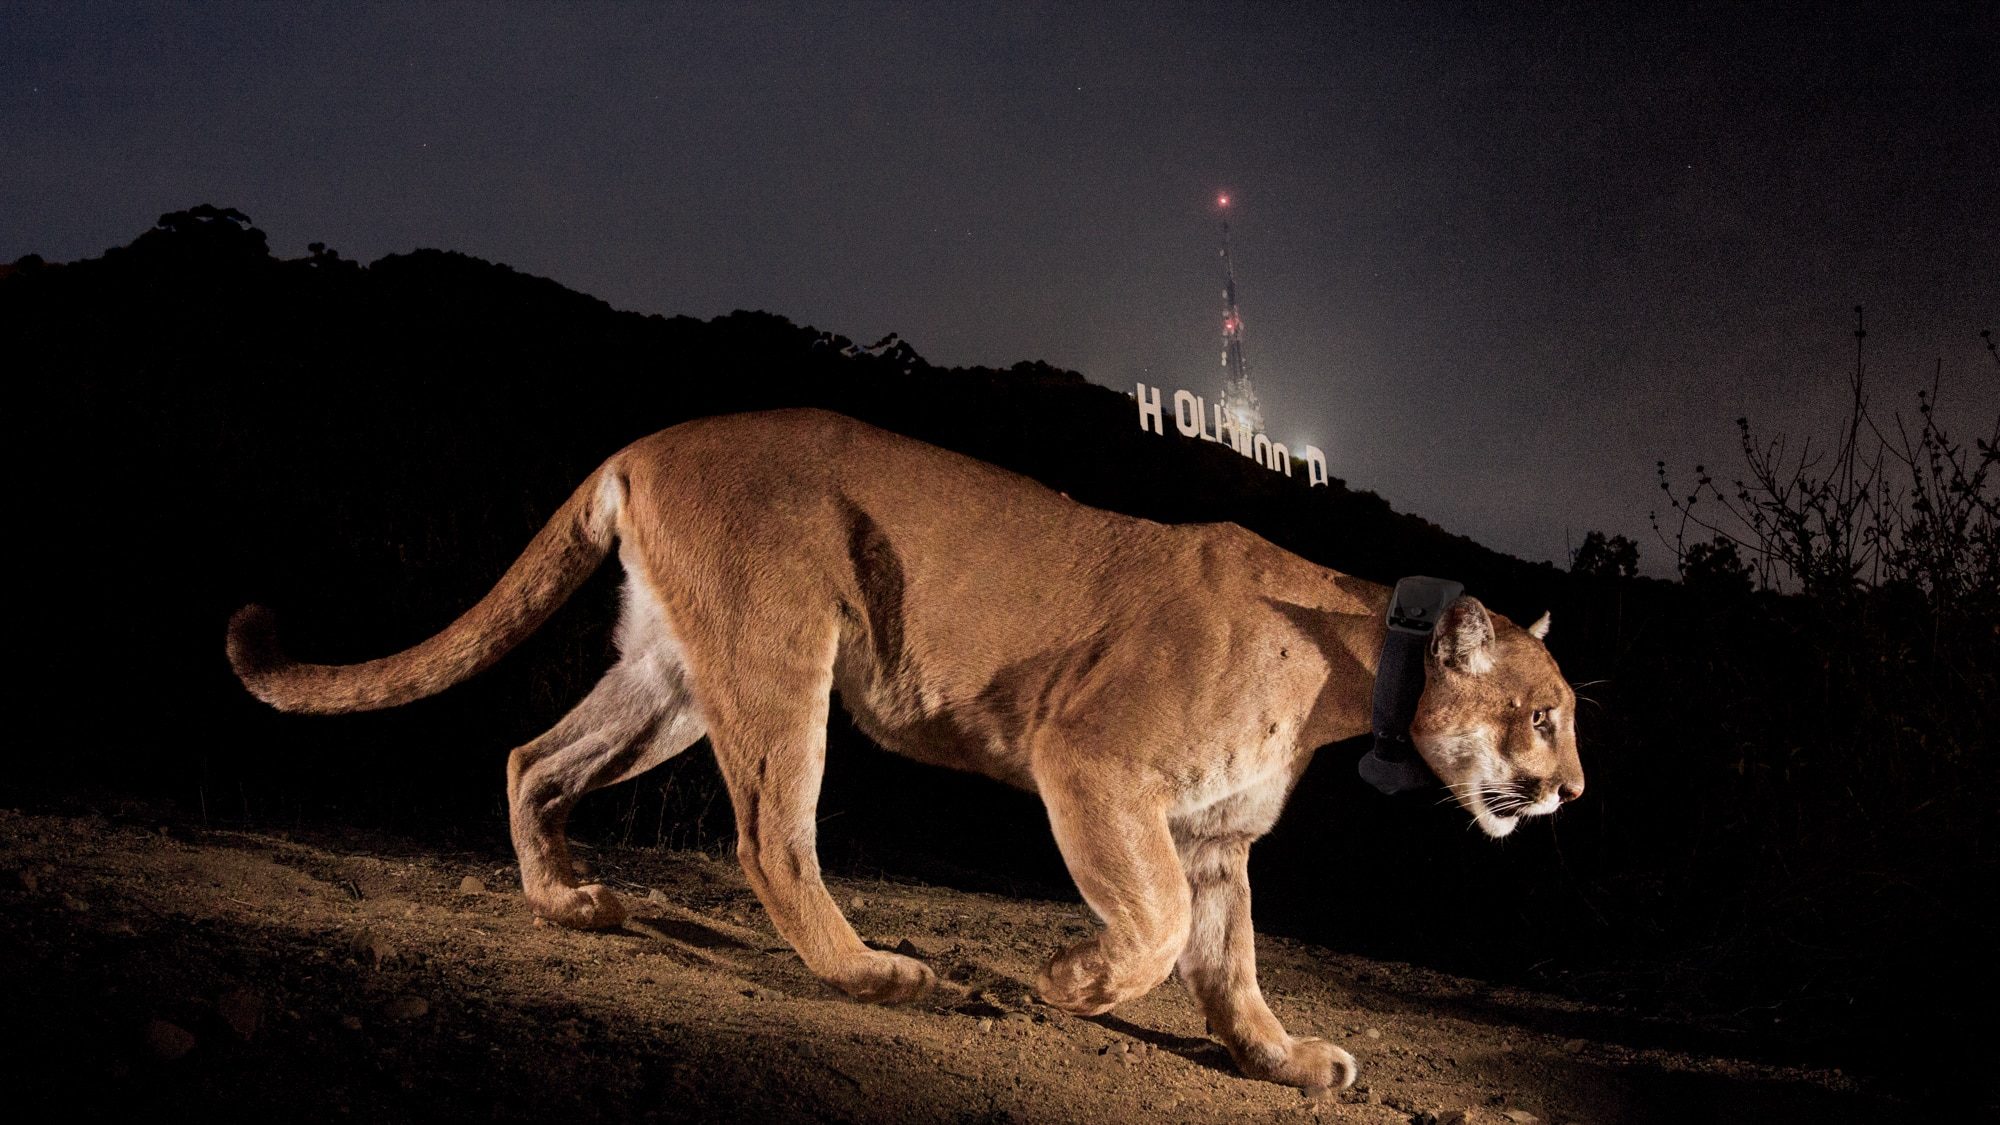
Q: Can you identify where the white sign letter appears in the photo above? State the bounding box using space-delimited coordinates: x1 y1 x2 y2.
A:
1306 445 1328 488
1219 407 1249 455
1134 382 1164 435
1172 389 1201 437
1270 442 1292 477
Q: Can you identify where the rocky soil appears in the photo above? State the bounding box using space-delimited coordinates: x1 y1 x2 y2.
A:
1 810 1916 1123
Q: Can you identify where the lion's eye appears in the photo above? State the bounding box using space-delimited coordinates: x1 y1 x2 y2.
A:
1531 708 1551 730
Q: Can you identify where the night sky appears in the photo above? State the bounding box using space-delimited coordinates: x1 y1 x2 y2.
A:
6 3 1994 571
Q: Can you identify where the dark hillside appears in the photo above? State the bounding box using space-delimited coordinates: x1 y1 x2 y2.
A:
6 208 1992 1110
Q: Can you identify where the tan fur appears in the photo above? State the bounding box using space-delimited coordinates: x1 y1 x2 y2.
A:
226 408 1583 1090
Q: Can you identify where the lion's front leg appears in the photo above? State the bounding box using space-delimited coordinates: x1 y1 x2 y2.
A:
1031 766 1191 1016
1177 834 1357 1091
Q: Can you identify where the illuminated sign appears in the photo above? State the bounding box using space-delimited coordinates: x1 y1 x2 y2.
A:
1132 382 1327 487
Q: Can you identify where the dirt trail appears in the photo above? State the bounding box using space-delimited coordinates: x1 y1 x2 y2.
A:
1 810 1908 1123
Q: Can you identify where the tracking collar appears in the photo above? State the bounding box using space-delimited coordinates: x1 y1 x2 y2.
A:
1356 575 1462 795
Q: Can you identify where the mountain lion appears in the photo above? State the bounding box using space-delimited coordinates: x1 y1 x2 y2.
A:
228 408 1583 1090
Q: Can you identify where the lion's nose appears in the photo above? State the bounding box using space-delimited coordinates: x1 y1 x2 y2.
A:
1558 779 1585 803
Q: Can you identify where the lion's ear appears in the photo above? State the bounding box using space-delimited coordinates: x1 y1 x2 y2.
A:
1527 611 1551 640
1430 596 1496 675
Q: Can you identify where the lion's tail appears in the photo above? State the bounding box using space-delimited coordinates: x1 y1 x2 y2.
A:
226 465 626 715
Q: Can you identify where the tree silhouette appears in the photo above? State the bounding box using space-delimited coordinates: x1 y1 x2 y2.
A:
1569 530 1639 578
124 203 271 265
1679 534 1753 596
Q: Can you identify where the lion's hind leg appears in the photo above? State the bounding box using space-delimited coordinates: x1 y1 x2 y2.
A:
697 621 934 1005
506 651 706 930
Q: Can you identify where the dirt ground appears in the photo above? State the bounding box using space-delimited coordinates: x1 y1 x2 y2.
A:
1 808 1918 1123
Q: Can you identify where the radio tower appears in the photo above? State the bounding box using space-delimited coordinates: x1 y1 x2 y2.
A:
1215 193 1263 439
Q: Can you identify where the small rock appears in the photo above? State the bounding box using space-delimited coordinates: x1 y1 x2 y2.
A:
647 888 668 904
1563 1038 1587 1054
977 1019 994 1033
1438 1110 1473 1125
894 937 933 958
1004 1011 1032 1023
144 1018 196 1060
1364 1027 1382 1040
350 930 395 969
1502 1111 1542 1124
850 895 868 910
15 869 37 894
60 893 90 913
380 995 429 1021
339 1015 363 1031
458 875 486 895
217 988 262 1040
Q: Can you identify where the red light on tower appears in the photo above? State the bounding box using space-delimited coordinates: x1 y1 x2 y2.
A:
1217 192 1230 208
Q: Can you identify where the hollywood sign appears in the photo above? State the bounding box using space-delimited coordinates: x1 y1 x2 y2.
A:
1133 382 1328 487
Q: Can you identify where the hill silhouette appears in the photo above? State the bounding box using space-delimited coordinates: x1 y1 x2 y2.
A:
6 207 1992 1110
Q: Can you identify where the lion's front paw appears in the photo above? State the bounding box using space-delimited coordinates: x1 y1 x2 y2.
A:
534 883 628 930
1237 1036 1358 1091
1033 940 1119 1016
827 949 935 1004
